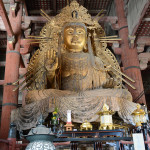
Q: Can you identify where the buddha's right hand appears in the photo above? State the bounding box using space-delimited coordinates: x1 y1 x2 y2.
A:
45 50 58 72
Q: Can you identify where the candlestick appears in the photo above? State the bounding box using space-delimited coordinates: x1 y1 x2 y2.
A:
67 110 71 123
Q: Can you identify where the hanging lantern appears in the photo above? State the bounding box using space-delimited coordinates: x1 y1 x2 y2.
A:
131 104 147 127
97 103 115 130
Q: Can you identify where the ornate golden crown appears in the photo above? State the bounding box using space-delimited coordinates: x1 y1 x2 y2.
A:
41 0 101 32
54 0 98 27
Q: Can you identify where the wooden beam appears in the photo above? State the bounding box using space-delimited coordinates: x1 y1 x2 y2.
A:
0 61 5 67
0 80 4 85
99 16 118 24
0 0 14 37
28 9 107 15
143 18 150 21
22 16 50 23
23 16 118 23
137 36 150 46
29 10 52 15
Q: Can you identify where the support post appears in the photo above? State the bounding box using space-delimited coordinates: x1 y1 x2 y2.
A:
114 0 146 104
0 3 22 139
0 0 15 50
0 0 14 37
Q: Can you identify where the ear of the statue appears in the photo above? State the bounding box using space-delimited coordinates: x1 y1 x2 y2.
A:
63 44 66 50
83 36 88 52
88 36 95 67
84 44 87 50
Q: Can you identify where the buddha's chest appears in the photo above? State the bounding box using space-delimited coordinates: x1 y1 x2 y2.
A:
61 53 89 78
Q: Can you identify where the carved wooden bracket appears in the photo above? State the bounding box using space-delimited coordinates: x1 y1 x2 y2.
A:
137 36 150 51
99 16 120 30
111 24 120 30
24 28 31 38
21 20 31 30
138 53 150 70
137 43 145 53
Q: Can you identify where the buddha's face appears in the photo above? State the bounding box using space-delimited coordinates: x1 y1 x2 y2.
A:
64 25 86 53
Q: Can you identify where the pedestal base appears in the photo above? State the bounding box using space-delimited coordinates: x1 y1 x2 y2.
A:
64 123 74 131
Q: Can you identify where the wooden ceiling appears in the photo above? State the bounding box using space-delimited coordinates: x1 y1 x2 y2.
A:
135 5 150 37
25 0 112 16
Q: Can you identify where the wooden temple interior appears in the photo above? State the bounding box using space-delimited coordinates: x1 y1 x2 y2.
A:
0 0 150 149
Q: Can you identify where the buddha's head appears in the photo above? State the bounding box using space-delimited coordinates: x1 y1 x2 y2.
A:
63 22 87 53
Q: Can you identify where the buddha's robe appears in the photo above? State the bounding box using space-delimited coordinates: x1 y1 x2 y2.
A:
11 52 137 131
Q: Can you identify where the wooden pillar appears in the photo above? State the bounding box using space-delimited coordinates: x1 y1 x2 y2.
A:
0 0 14 37
114 0 146 104
0 3 22 139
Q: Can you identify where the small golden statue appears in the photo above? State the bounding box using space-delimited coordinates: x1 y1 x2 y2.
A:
12 0 137 130
80 120 93 131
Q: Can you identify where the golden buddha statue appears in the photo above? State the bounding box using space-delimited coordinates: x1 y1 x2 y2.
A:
45 22 111 92
12 1 137 130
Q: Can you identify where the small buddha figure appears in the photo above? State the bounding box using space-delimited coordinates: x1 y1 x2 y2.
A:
12 0 137 130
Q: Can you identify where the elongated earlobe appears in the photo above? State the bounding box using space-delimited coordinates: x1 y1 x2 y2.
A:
84 44 87 50
63 44 67 50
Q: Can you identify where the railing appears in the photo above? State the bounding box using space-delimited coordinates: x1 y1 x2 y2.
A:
0 129 149 150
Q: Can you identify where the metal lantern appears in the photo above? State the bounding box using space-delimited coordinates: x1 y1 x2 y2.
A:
131 104 147 127
21 115 62 150
97 103 115 130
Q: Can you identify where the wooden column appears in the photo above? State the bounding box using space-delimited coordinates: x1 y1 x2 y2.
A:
0 3 22 139
0 0 14 37
114 0 146 104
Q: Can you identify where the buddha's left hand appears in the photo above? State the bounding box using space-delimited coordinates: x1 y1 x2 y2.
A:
103 77 116 88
